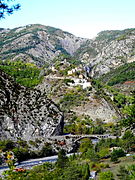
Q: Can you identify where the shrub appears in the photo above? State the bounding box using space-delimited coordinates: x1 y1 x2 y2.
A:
111 149 126 162
99 171 114 180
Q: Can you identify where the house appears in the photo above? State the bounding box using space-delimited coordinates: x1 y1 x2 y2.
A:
68 78 91 89
68 70 73 75
82 82 91 89
57 141 66 146
51 66 57 72
67 69 76 75
109 147 121 152
90 171 97 179
79 74 84 79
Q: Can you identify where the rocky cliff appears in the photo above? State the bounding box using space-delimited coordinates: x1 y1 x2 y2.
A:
0 69 64 140
72 96 119 123
75 29 135 77
0 24 86 66
0 25 135 77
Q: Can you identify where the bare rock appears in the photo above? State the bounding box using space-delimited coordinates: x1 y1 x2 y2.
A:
0 70 64 141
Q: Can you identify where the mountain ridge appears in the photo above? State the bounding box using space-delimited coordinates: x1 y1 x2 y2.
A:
0 24 135 78
0 24 87 66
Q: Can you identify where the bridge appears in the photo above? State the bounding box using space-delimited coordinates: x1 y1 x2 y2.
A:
47 134 117 143
44 134 117 152
71 134 116 143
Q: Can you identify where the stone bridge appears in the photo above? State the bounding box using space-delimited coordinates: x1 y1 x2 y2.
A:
45 134 117 152
48 134 116 143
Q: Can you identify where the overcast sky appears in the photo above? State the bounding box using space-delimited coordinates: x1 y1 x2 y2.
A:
0 0 135 38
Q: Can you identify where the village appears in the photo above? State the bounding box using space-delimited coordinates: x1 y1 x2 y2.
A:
46 58 92 90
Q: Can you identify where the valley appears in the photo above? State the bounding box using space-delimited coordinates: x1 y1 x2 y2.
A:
0 25 135 179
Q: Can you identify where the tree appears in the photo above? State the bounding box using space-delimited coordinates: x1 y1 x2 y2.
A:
0 0 20 19
121 104 135 129
117 165 135 180
57 149 68 168
83 163 90 180
122 130 134 140
86 149 99 162
111 152 118 163
79 138 93 155
117 166 130 180
121 92 135 129
111 149 125 162
98 147 110 158
128 164 135 179
61 163 84 180
122 131 135 152
39 143 53 157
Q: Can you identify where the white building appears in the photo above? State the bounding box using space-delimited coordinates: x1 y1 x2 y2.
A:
69 78 91 89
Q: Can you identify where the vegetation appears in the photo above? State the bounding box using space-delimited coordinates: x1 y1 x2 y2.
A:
0 0 20 19
0 131 135 179
96 30 123 42
75 45 98 59
2 150 91 180
99 62 135 86
0 39 134 180
92 79 135 131
1 4 135 179
1 46 35 55
3 161 134 180
95 29 135 42
53 54 82 66
117 165 135 179
64 115 107 135
0 60 43 87
99 171 114 180
111 149 126 162
120 95 135 129
56 149 68 168
0 139 54 163
59 87 88 110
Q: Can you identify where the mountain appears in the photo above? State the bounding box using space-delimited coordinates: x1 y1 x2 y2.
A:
0 69 63 140
0 24 87 66
0 25 135 178
75 28 135 77
1 25 135 78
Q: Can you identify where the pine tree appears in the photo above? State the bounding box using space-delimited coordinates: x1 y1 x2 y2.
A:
83 163 90 180
57 149 68 168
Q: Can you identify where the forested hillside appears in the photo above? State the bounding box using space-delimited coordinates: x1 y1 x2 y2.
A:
0 60 43 87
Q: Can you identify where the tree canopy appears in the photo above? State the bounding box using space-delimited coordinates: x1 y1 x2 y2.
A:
0 0 20 19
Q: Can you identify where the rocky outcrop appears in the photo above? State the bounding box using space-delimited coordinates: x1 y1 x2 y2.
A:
0 24 87 66
76 29 135 77
1 25 135 77
0 70 64 140
72 94 119 123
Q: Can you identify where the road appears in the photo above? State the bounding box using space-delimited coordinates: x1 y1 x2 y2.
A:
0 153 76 175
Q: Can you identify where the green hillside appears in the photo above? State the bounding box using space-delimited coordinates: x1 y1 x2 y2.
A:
99 61 135 86
0 60 43 87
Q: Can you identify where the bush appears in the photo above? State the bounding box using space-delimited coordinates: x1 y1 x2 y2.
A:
99 171 114 180
63 78 74 85
111 149 126 162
